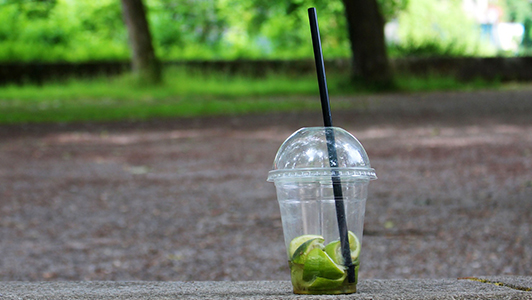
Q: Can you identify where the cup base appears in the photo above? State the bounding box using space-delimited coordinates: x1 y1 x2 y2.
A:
289 261 358 295
293 285 356 295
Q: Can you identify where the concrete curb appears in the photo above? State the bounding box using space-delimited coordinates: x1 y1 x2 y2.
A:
0 277 531 299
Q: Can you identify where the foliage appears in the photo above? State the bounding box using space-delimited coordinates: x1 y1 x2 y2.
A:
0 0 129 61
148 0 229 59
501 0 532 23
501 0 532 50
241 0 351 58
377 0 408 20
0 0 353 61
0 0 526 62
390 0 490 57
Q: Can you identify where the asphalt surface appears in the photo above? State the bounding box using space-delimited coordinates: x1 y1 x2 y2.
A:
1 276 531 299
0 88 531 281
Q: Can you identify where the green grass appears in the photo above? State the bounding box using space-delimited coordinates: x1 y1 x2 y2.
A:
0 68 500 124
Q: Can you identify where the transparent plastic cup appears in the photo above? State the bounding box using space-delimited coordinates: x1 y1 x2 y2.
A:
267 127 376 294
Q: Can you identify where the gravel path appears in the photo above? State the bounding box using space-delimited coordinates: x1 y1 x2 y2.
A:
1 89 531 281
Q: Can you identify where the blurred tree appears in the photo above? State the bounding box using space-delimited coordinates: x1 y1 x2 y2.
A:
377 0 408 20
14 0 57 18
524 18 532 49
243 0 348 58
502 0 532 23
502 0 532 49
148 0 228 59
120 0 161 83
1 0 410 64
342 0 392 87
246 0 406 87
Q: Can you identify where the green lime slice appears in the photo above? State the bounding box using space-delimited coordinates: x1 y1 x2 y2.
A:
348 231 361 261
288 234 323 258
302 248 345 281
324 240 343 264
305 275 347 291
290 236 324 264
323 231 361 265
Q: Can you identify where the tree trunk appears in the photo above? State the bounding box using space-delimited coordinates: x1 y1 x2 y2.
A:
341 0 393 87
120 0 161 84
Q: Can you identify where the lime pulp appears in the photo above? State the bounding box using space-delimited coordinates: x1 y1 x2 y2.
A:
288 231 361 294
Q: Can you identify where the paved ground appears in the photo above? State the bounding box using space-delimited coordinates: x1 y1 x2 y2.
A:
0 89 531 281
0 277 531 299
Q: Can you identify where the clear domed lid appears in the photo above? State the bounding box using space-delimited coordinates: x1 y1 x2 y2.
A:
267 127 377 182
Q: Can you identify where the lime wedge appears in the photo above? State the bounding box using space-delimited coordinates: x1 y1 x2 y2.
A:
323 231 361 265
348 231 361 260
288 234 323 258
305 275 347 291
302 248 345 281
290 236 324 264
324 240 343 264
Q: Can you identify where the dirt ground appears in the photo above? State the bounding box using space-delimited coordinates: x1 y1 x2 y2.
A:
1 89 531 281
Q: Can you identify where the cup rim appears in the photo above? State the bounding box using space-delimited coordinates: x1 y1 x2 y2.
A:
267 167 377 182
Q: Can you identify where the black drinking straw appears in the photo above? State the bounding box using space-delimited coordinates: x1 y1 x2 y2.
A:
308 7 355 283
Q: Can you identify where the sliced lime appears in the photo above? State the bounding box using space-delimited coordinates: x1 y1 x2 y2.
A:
348 231 361 261
302 248 345 281
305 275 347 291
324 240 343 264
323 231 361 265
288 234 323 258
290 236 324 265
